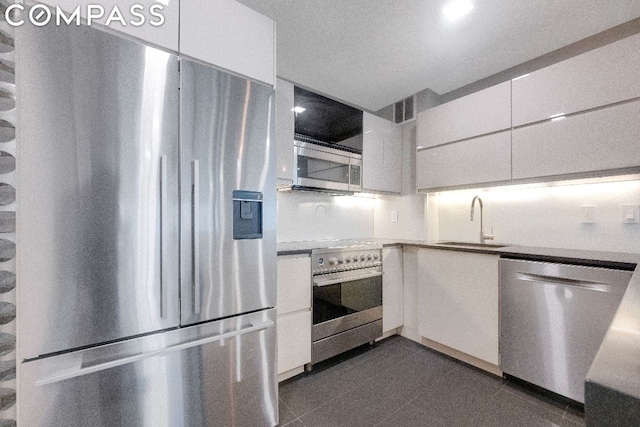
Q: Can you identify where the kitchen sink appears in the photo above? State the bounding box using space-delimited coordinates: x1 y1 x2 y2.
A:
436 241 508 249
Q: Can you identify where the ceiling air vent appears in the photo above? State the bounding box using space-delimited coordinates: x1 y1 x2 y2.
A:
394 95 415 124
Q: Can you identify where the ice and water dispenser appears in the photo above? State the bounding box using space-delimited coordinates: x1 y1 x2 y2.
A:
232 190 263 240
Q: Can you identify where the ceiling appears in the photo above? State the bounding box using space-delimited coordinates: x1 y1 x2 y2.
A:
238 0 640 112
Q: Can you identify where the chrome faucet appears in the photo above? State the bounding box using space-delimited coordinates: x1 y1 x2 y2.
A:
470 196 494 244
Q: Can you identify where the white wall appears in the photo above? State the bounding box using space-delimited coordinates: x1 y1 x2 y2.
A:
430 179 640 254
277 191 374 242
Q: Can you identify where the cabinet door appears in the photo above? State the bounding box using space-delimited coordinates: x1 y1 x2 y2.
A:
383 123 402 194
416 131 511 191
180 0 275 85
276 79 295 184
277 311 312 375
26 0 179 51
512 33 640 127
362 112 402 193
418 249 499 365
382 247 403 333
417 81 511 148
512 100 640 180
277 255 311 315
401 246 420 342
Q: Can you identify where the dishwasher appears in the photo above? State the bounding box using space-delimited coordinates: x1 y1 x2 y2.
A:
500 258 633 403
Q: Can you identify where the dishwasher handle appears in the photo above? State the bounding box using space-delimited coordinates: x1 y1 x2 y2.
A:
516 272 610 293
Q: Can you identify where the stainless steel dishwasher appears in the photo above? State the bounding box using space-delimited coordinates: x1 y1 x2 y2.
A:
500 258 633 403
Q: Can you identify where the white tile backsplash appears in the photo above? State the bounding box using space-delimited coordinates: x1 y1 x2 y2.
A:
277 191 374 242
430 179 640 253
373 194 427 241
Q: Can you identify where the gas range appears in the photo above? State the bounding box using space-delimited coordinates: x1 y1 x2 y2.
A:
308 243 383 368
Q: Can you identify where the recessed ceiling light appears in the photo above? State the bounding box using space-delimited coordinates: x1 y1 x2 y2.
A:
292 106 306 113
442 0 474 20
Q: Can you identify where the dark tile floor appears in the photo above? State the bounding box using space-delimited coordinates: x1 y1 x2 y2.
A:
278 336 585 427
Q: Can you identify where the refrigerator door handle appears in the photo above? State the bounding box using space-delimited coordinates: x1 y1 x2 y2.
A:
34 319 275 386
160 154 169 318
192 159 201 314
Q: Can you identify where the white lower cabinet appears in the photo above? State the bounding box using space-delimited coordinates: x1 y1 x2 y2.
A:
418 249 499 367
382 246 403 333
277 311 312 375
277 254 311 379
400 246 420 342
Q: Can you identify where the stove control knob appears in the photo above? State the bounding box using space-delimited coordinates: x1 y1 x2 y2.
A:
373 253 380 260
337 257 344 264
360 255 366 261
353 256 360 262
345 257 351 263
329 257 338 266
367 254 373 261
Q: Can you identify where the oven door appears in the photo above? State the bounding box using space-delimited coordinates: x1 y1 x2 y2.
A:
312 267 383 341
295 146 352 191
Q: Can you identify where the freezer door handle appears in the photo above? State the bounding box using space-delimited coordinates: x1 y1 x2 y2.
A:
192 160 201 314
160 155 169 318
34 319 274 386
516 272 610 292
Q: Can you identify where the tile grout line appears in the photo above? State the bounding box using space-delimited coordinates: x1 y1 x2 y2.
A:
468 384 504 424
406 397 449 426
371 401 412 427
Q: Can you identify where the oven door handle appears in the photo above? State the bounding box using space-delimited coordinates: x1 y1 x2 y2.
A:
314 271 383 287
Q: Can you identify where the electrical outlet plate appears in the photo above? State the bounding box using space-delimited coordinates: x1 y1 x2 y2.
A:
581 205 595 224
391 210 398 223
622 205 640 224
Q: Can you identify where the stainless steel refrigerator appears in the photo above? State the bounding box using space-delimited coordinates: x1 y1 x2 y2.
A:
16 20 277 427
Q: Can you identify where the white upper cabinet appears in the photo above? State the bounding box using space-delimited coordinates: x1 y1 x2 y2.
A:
512 100 640 180
512 33 640 127
180 0 275 85
362 112 402 194
276 79 295 184
416 131 511 191
25 0 179 51
417 81 511 148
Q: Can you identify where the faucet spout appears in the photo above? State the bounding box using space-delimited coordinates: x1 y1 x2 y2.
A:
470 196 482 221
470 196 493 244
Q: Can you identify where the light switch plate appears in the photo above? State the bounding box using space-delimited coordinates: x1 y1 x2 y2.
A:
581 205 595 224
622 205 640 224
391 210 398 223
